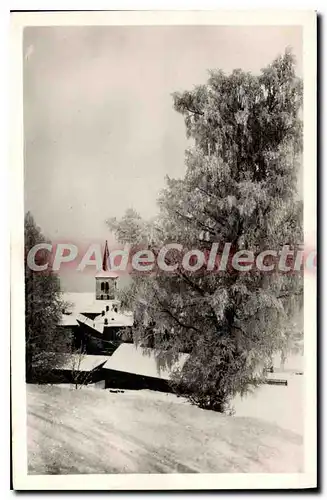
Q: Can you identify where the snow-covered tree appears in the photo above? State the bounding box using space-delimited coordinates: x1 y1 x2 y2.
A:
25 212 71 382
107 50 303 411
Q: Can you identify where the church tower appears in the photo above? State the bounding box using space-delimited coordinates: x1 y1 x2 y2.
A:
95 240 119 300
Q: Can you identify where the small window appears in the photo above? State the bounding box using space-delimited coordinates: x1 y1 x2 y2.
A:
104 318 108 325
106 305 109 312
101 310 105 316
101 294 103 300
114 307 118 313
101 282 105 291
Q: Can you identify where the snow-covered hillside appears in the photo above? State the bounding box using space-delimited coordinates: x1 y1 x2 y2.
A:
27 385 302 474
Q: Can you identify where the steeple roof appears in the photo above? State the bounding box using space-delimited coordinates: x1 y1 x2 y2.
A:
102 239 110 271
95 240 119 279
95 270 119 279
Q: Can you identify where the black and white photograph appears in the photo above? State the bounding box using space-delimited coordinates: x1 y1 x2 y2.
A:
10 10 317 490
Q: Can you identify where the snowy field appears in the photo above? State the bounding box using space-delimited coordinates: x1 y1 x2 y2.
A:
27 383 303 475
232 374 303 435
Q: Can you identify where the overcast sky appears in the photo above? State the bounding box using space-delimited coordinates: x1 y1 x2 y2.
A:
24 25 302 291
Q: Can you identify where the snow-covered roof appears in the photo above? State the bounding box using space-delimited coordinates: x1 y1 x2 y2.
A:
62 293 95 312
61 292 95 326
61 314 79 327
61 292 133 328
62 293 119 312
103 344 189 380
77 309 133 333
57 354 111 372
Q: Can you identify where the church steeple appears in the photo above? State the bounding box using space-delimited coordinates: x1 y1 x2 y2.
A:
95 240 119 300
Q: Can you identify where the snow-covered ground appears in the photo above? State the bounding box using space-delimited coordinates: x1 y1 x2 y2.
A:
232 374 303 435
27 384 302 475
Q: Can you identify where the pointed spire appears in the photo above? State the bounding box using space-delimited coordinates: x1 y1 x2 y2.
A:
102 240 110 271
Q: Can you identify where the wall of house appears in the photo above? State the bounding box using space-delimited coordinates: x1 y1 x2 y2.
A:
72 322 130 354
34 367 173 393
103 369 172 393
